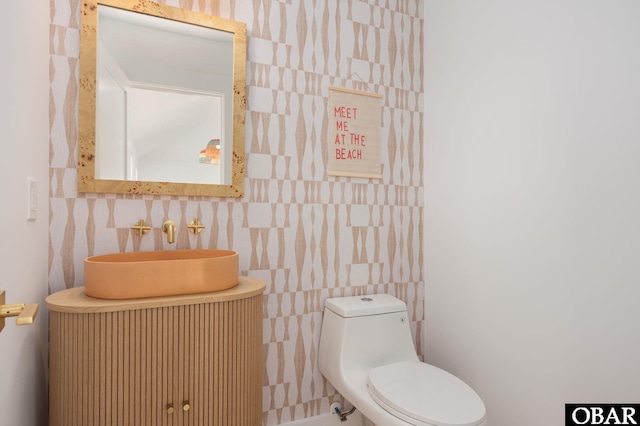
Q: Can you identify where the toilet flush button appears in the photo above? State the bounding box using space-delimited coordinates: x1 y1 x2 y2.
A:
361 297 373 302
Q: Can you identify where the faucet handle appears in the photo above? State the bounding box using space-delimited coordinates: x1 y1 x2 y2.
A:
188 218 206 235
131 219 151 237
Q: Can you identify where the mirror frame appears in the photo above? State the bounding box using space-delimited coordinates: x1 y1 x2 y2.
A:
78 0 246 197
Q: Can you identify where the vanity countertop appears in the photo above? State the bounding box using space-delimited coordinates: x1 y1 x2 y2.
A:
46 275 266 313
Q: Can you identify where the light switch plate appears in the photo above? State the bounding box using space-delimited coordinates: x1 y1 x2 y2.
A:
27 178 36 221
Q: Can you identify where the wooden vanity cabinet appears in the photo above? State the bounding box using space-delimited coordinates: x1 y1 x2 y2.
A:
47 277 265 426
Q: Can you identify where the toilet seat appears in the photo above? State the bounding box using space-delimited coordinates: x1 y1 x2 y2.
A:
367 360 486 426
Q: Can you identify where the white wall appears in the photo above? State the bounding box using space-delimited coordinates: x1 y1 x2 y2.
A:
0 0 50 424
424 1 640 425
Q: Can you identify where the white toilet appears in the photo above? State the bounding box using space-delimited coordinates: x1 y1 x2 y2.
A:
318 294 487 426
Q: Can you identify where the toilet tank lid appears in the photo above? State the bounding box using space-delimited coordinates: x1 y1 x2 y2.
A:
324 294 407 317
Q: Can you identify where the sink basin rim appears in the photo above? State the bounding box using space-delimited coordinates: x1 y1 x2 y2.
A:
85 249 238 264
84 249 239 300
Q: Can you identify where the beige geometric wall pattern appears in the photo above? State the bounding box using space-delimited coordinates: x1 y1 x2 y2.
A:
49 0 424 424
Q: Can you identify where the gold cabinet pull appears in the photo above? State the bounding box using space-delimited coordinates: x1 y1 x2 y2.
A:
167 405 174 414
183 402 191 412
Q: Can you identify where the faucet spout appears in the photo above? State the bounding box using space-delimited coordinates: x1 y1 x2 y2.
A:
162 220 176 244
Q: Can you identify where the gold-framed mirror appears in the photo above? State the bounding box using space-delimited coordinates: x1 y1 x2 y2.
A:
78 0 246 197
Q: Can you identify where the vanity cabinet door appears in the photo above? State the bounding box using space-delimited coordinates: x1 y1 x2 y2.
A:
177 297 263 425
49 309 178 426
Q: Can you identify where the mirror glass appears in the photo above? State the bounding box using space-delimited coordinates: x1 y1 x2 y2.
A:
78 0 246 197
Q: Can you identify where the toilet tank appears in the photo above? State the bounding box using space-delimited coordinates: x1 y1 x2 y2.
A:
318 294 419 384
324 294 406 317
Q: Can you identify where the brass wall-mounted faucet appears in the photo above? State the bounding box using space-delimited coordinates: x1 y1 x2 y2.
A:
162 220 177 244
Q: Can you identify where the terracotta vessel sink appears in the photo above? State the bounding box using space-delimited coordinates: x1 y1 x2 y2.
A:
84 249 239 299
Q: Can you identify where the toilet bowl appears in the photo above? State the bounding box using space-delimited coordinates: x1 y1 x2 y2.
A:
318 294 487 426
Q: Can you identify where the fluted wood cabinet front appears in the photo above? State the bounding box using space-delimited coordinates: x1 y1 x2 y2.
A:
47 277 265 426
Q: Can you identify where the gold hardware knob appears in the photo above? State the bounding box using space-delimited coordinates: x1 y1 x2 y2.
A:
187 218 205 235
167 405 174 414
183 402 190 411
131 219 151 237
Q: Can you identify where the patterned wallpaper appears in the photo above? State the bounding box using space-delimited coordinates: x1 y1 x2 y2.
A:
49 0 424 424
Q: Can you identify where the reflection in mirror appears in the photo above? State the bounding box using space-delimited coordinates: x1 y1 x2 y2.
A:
78 0 246 197
126 88 223 184
98 84 225 184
